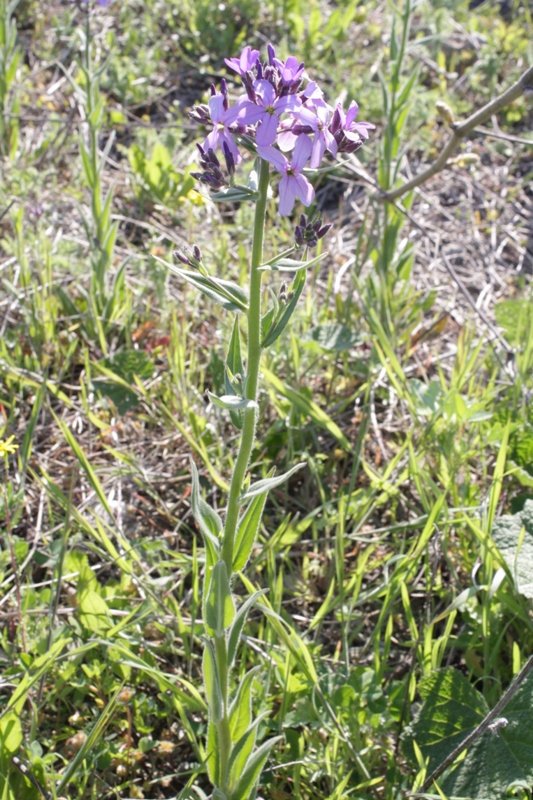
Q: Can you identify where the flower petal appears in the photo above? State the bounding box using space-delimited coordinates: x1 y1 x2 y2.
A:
310 135 327 169
294 173 315 207
208 94 226 124
257 145 288 173
278 175 297 216
291 133 313 171
275 94 302 114
277 129 298 152
237 101 266 125
255 113 279 146
254 79 276 107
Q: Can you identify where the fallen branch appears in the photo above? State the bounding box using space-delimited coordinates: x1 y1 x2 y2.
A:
378 64 533 203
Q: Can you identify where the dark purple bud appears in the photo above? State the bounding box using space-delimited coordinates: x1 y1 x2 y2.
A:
312 220 322 233
196 143 206 157
287 291 294 301
206 148 220 168
295 226 303 247
256 62 263 80
280 282 287 294
222 142 235 177
330 106 342 134
317 223 332 239
221 78 229 110
299 214 307 227
210 84 216 96
242 72 257 102
176 250 190 264
267 43 276 65
193 245 202 262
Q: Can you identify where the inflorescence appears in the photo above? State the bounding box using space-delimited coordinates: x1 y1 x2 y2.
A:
189 44 374 216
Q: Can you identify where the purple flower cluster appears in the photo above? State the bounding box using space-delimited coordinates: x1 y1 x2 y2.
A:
189 44 374 216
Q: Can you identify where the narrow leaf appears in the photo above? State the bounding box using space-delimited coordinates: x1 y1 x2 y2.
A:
227 590 267 667
259 252 326 272
208 392 257 411
262 269 306 347
232 736 282 800
154 256 249 313
190 458 222 570
229 716 269 790
203 640 224 722
211 186 259 202
241 462 305 502
233 493 268 571
206 720 220 785
205 560 236 636
229 667 259 742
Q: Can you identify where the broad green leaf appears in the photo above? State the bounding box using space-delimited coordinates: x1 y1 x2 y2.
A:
263 367 353 452
402 668 488 773
262 269 306 347
491 500 533 598
208 392 257 411
303 323 361 351
203 640 224 723
241 462 305 502
0 712 22 754
233 493 268 571
232 735 282 800
190 459 222 572
154 257 249 313
78 588 111 633
259 252 326 272
403 667 533 800
227 591 267 668
205 560 236 636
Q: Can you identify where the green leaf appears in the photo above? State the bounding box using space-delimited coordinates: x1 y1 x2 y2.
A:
302 323 361 351
225 318 245 429
232 735 282 800
495 299 533 346
229 668 259 742
229 716 268 790
78 588 112 633
492 499 533 598
190 459 222 572
208 392 257 411
154 257 249 313
207 721 220 785
241 462 305 502
233 493 268 571
205 560 236 636
227 591 267 668
259 252 326 272
404 667 533 800
211 186 259 203
0 712 22 754
402 668 488 773
203 640 224 723
262 269 306 347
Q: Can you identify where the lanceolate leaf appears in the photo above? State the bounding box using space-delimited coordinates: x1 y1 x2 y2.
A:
232 735 282 800
155 257 249 313
207 721 220 785
203 640 224 723
229 667 259 742
229 715 269 790
208 392 257 411
491 499 533 598
233 492 268 571
205 560 236 636
262 269 306 347
259 252 326 272
225 318 245 429
227 590 267 667
211 185 260 203
190 458 222 571
241 462 305 502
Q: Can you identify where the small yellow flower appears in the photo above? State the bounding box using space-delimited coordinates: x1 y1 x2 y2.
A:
0 436 18 456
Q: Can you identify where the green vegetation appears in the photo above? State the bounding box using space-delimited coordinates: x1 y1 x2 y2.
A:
1 0 533 798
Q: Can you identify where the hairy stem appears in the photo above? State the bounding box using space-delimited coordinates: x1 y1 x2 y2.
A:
221 158 270 573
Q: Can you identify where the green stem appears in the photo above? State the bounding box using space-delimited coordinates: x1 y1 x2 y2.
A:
221 157 270 573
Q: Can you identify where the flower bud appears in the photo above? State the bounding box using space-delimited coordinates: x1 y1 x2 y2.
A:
193 245 202 262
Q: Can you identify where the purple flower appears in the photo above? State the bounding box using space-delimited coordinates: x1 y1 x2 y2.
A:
292 105 336 167
332 100 376 142
237 80 301 146
272 55 306 90
257 135 315 216
203 91 243 164
224 46 260 77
